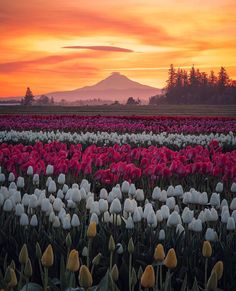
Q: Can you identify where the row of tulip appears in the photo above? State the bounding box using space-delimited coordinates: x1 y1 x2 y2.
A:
0 115 235 134
0 130 236 149
0 174 235 289
0 140 235 187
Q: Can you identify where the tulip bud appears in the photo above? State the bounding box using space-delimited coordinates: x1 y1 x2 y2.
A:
36 242 42 259
9 260 15 270
111 264 119 282
66 233 72 249
164 248 177 269
19 244 28 265
141 265 155 288
108 235 115 252
92 253 102 266
128 237 134 254
211 261 223 280
66 249 80 272
137 266 143 280
202 241 212 258
24 258 33 277
79 265 93 288
87 221 97 238
154 244 165 261
6 267 17 287
41 244 54 267
131 267 137 286
207 271 218 291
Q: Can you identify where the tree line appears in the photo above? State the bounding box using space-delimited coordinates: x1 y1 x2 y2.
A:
149 65 236 105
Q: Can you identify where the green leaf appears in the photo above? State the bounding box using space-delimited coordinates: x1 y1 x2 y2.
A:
191 277 200 291
180 274 187 291
20 283 43 291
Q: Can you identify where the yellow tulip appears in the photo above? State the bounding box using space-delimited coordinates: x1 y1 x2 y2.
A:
41 244 54 267
8 268 17 287
154 244 165 261
79 265 93 288
211 261 223 280
111 264 119 282
19 244 28 265
164 248 177 269
24 258 33 277
202 241 212 258
141 265 155 288
66 249 80 272
207 271 218 291
87 222 97 238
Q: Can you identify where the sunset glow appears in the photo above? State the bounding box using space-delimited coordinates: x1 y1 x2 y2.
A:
1 0 236 97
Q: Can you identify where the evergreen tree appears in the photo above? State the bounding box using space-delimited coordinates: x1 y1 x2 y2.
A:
218 67 229 92
22 87 34 106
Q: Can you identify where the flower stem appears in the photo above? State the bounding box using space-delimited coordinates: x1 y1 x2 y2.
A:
129 253 132 291
43 267 48 291
205 258 208 288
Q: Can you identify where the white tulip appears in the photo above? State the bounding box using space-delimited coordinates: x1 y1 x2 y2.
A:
174 185 184 197
156 210 163 223
53 216 61 228
159 190 167 202
29 194 38 208
46 165 54 175
160 205 170 220
192 219 202 232
15 203 24 216
205 228 217 242
86 196 94 210
227 217 235 230
103 211 110 223
17 177 25 188
215 182 223 193
121 181 129 193
20 213 29 226
8 172 15 182
167 185 175 197
159 229 165 240
126 216 134 229
9 182 17 190
110 198 122 214
30 214 38 226
90 201 100 215
199 192 208 205
80 188 87 200
82 246 88 257
152 187 161 200
27 166 34 176
49 211 56 223
71 214 80 227
98 199 108 213
48 180 57 193
62 184 69 194
33 174 39 185
57 189 64 199
136 189 144 201
22 193 30 207
0 173 5 183
183 192 192 204
176 224 185 235
71 188 81 203
230 198 236 210
147 211 157 227
133 208 142 223
116 243 124 254
62 216 71 230
167 211 181 226
231 182 236 192
128 183 136 197
209 193 220 208
221 210 230 223
166 197 176 210
124 199 134 214
67 200 76 209
182 207 194 224
100 188 108 199
3 199 13 211
58 173 65 185
41 198 51 212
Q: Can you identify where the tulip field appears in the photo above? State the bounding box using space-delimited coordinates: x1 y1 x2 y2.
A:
0 115 236 290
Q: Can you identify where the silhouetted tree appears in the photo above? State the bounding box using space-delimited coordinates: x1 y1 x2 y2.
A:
21 87 34 105
218 67 229 92
126 97 140 105
35 95 54 105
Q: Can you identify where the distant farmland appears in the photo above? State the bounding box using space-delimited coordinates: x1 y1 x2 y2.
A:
0 104 235 116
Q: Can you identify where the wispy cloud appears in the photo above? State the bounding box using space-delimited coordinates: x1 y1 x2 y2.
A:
62 45 133 52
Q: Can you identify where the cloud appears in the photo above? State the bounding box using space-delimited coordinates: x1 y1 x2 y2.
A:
62 45 133 52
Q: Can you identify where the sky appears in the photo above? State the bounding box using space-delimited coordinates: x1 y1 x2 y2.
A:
0 0 236 97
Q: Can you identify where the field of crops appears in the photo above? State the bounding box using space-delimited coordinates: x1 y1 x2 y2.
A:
0 114 236 290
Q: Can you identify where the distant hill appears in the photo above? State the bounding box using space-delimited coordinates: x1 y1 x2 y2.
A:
46 72 161 102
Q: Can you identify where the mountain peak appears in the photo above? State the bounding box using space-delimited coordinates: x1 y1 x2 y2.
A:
46 73 161 101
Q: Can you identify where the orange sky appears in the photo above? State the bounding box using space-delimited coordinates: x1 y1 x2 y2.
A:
0 0 236 97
